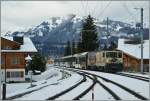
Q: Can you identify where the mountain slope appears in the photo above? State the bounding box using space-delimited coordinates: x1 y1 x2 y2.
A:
9 15 148 56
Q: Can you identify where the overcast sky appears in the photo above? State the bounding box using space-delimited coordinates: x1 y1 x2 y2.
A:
1 1 149 34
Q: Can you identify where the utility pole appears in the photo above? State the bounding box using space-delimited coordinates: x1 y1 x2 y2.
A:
71 40 73 68
140 8 144 73
2 53 7 100
134 8 144 73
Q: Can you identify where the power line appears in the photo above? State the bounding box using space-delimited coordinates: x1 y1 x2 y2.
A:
91 1 100 17
80 0 86 17
85 0 89 16
120 1 137 23
131 1 149 10
97 1 112 19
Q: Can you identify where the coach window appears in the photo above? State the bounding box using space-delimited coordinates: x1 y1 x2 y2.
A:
118 52 122 58
103 52 105 57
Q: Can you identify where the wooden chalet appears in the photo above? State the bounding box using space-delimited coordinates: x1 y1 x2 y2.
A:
117 39 149 72
1 35 37 82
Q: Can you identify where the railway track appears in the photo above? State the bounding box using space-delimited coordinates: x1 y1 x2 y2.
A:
51 68 96 100
75 71 121 100
7 70 85 100
62 68 121 100
11 66 148 100
73 73 96 100
57 68 120 100
116 73 149 82
67 67 149 82
46 67 149 100
7 82 58 100
60 67 149 100
46 72 86 100
78 70 148 100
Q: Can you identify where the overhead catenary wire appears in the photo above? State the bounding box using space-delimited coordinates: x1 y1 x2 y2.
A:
91 1 100 18
85 0 90 16
131 1 149 11
120 1 138 24
96 1 112 19
80 0 87 17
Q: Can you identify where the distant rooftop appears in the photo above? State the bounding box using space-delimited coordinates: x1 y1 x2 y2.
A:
117 39 149 59
1 36 37 52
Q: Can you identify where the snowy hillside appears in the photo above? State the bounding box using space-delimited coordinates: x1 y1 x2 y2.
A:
6 14 149 56
11 15 134 41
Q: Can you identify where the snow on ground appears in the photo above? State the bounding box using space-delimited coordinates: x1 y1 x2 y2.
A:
6 64 59 97
81 70 149 98
32 67 59 81
80 84 114 100
120 72 149 78
6 83 30 95
3 65 149 100
56 77 93 100
46 64 55 70
6 67 62 98
14 71 83 100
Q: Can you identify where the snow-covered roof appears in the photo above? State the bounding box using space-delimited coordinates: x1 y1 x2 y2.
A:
117 39 149 59
61 52 88 59
61 55 74 59
2 36 37 53
73 52 88 57
79 52 88 56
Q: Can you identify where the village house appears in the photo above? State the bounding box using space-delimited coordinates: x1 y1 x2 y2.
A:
47 57 54 65
117 39 149 72
1 35 37 82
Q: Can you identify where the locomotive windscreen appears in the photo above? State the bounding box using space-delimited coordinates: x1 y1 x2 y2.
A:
106 52 118 58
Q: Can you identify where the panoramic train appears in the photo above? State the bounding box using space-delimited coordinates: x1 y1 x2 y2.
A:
58 50 123 73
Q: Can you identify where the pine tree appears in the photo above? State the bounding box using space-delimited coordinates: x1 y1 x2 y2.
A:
29 53 46 73
79 15 99 52
77 42 82 53
64 41 71 56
